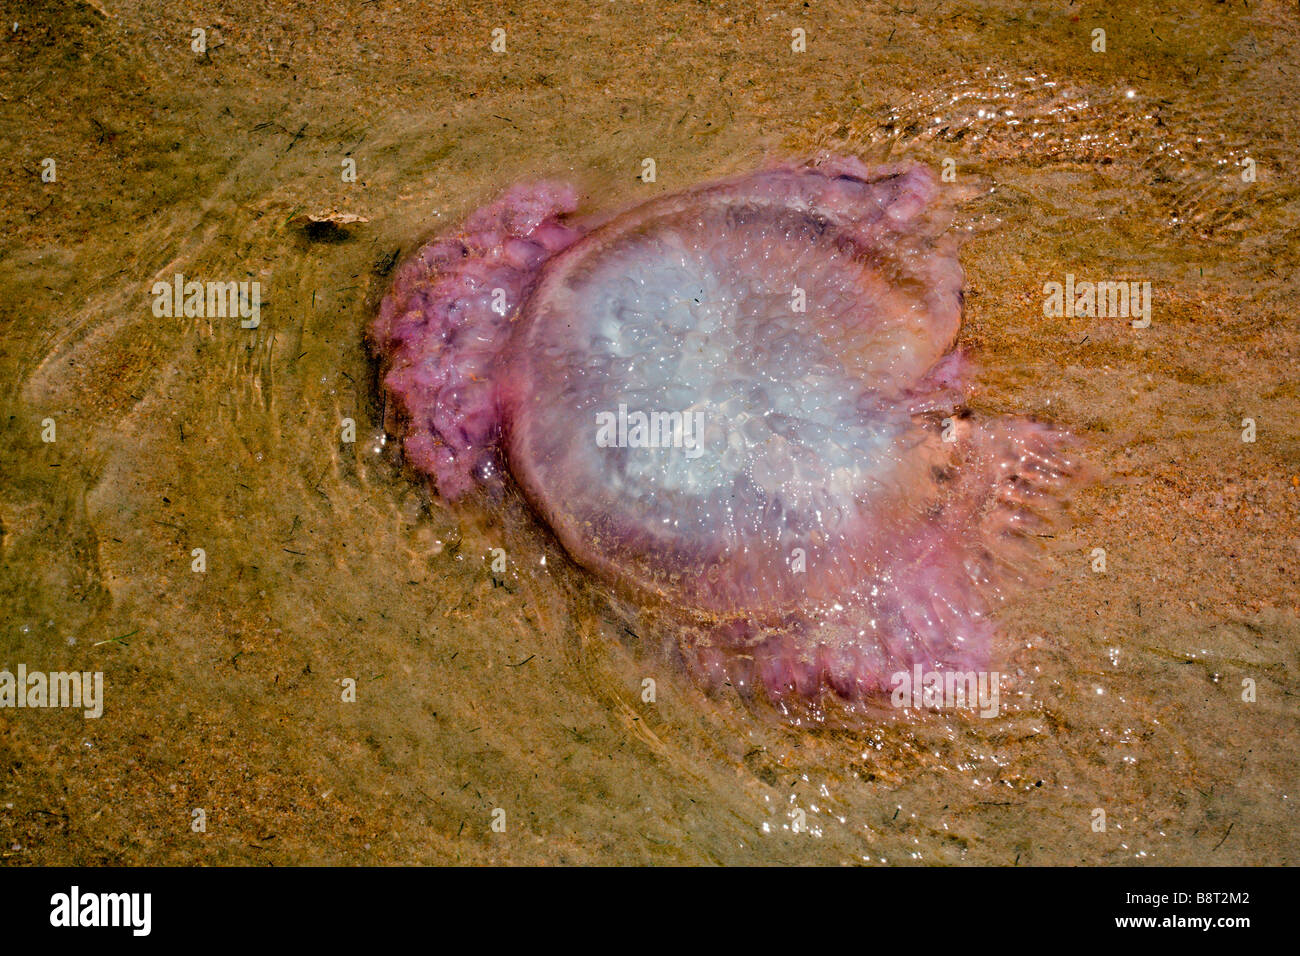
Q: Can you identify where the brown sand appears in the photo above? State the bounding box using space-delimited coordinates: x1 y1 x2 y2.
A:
0 0 1296 864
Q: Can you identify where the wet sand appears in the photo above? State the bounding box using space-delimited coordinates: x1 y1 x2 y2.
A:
0 0 1296 864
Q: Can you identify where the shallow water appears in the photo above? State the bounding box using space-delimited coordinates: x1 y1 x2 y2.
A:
1 0 1296 864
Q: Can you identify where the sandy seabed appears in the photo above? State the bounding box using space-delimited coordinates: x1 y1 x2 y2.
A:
0 0 1296 865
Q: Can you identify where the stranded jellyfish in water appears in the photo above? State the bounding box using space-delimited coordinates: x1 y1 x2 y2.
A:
369 156 1082 712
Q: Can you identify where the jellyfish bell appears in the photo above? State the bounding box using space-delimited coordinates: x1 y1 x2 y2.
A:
370 156 1083 714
